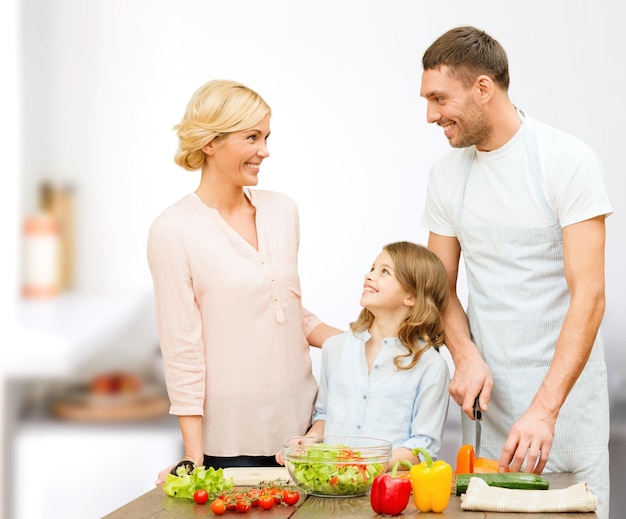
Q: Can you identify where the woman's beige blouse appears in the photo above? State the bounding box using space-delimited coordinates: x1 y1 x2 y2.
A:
147 190 321 456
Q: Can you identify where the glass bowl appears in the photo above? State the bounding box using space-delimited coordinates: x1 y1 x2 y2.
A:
281 435 391 497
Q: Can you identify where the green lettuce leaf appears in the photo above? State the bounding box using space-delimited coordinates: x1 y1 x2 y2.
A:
163 465 233 500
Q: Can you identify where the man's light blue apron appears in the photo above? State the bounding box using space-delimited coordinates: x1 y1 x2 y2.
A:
456 116 610 519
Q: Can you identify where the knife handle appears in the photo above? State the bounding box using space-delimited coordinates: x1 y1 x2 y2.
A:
473 396 482 420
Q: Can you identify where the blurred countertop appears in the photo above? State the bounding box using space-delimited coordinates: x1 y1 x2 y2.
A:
7 291 155 378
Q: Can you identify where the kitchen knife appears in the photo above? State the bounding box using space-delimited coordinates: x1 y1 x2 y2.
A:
473 396 482 458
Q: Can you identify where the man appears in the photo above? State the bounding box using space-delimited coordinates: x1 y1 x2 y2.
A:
420 26 612 518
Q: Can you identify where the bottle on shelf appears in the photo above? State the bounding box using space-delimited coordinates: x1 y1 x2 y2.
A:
21 181 74 298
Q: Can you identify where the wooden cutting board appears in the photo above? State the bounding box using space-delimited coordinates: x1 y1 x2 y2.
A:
51 384 170 422
222 467 292 486
53 394 169 422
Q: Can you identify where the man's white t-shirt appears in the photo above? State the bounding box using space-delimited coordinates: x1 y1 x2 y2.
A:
422 116 613 233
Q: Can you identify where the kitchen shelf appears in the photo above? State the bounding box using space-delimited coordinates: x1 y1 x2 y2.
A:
4 291 178 519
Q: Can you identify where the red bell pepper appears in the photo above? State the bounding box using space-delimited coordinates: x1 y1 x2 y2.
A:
370 460 412 516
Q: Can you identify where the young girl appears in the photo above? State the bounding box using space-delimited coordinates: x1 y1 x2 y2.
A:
305 241 450 468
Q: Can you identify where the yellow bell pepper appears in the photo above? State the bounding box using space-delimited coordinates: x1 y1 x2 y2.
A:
410 447 452 513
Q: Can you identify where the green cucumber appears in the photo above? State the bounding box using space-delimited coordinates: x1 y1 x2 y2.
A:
455 473 550 495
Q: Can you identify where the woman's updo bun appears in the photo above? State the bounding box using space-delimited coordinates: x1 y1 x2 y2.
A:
173 79 271 171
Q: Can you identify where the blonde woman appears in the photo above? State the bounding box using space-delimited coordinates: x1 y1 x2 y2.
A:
148 80 341 484
302 241 450 469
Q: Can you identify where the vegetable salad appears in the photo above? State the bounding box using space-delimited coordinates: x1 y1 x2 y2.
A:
289 443 385 496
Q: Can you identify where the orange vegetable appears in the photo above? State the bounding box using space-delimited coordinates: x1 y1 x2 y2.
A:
455 444 510 474
474 457 510 473
455 444 475 474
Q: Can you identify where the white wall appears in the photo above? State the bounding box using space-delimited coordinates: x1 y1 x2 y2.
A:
7 1 625 516
18 0 625 390
2 0 20 515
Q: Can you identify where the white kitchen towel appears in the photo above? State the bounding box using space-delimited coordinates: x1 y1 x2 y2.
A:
460 477 598 513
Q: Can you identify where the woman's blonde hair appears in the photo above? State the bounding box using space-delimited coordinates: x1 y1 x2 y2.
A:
173 79 272 171
350 241 449 370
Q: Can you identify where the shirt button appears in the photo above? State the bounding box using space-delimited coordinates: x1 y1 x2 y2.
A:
356 425 361 429
362 395 367 400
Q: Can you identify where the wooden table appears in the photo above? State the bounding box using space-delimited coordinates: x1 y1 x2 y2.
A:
102 472 597 518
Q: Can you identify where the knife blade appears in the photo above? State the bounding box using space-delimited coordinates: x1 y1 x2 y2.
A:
473 396 482 458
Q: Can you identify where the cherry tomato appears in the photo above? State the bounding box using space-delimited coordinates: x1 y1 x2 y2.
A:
258 494 275 510
193 489 209 505
235 500 251 513
270 487 284 504
246 488 261 507
283 489 300 506
220 492 238 511
210 498 226 515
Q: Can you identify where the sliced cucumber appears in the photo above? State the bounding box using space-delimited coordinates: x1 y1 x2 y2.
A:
455 472 550 495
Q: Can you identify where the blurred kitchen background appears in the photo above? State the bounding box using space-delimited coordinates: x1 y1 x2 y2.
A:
1 1 624 518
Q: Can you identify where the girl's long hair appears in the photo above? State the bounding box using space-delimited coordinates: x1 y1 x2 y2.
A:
350 241 449 370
